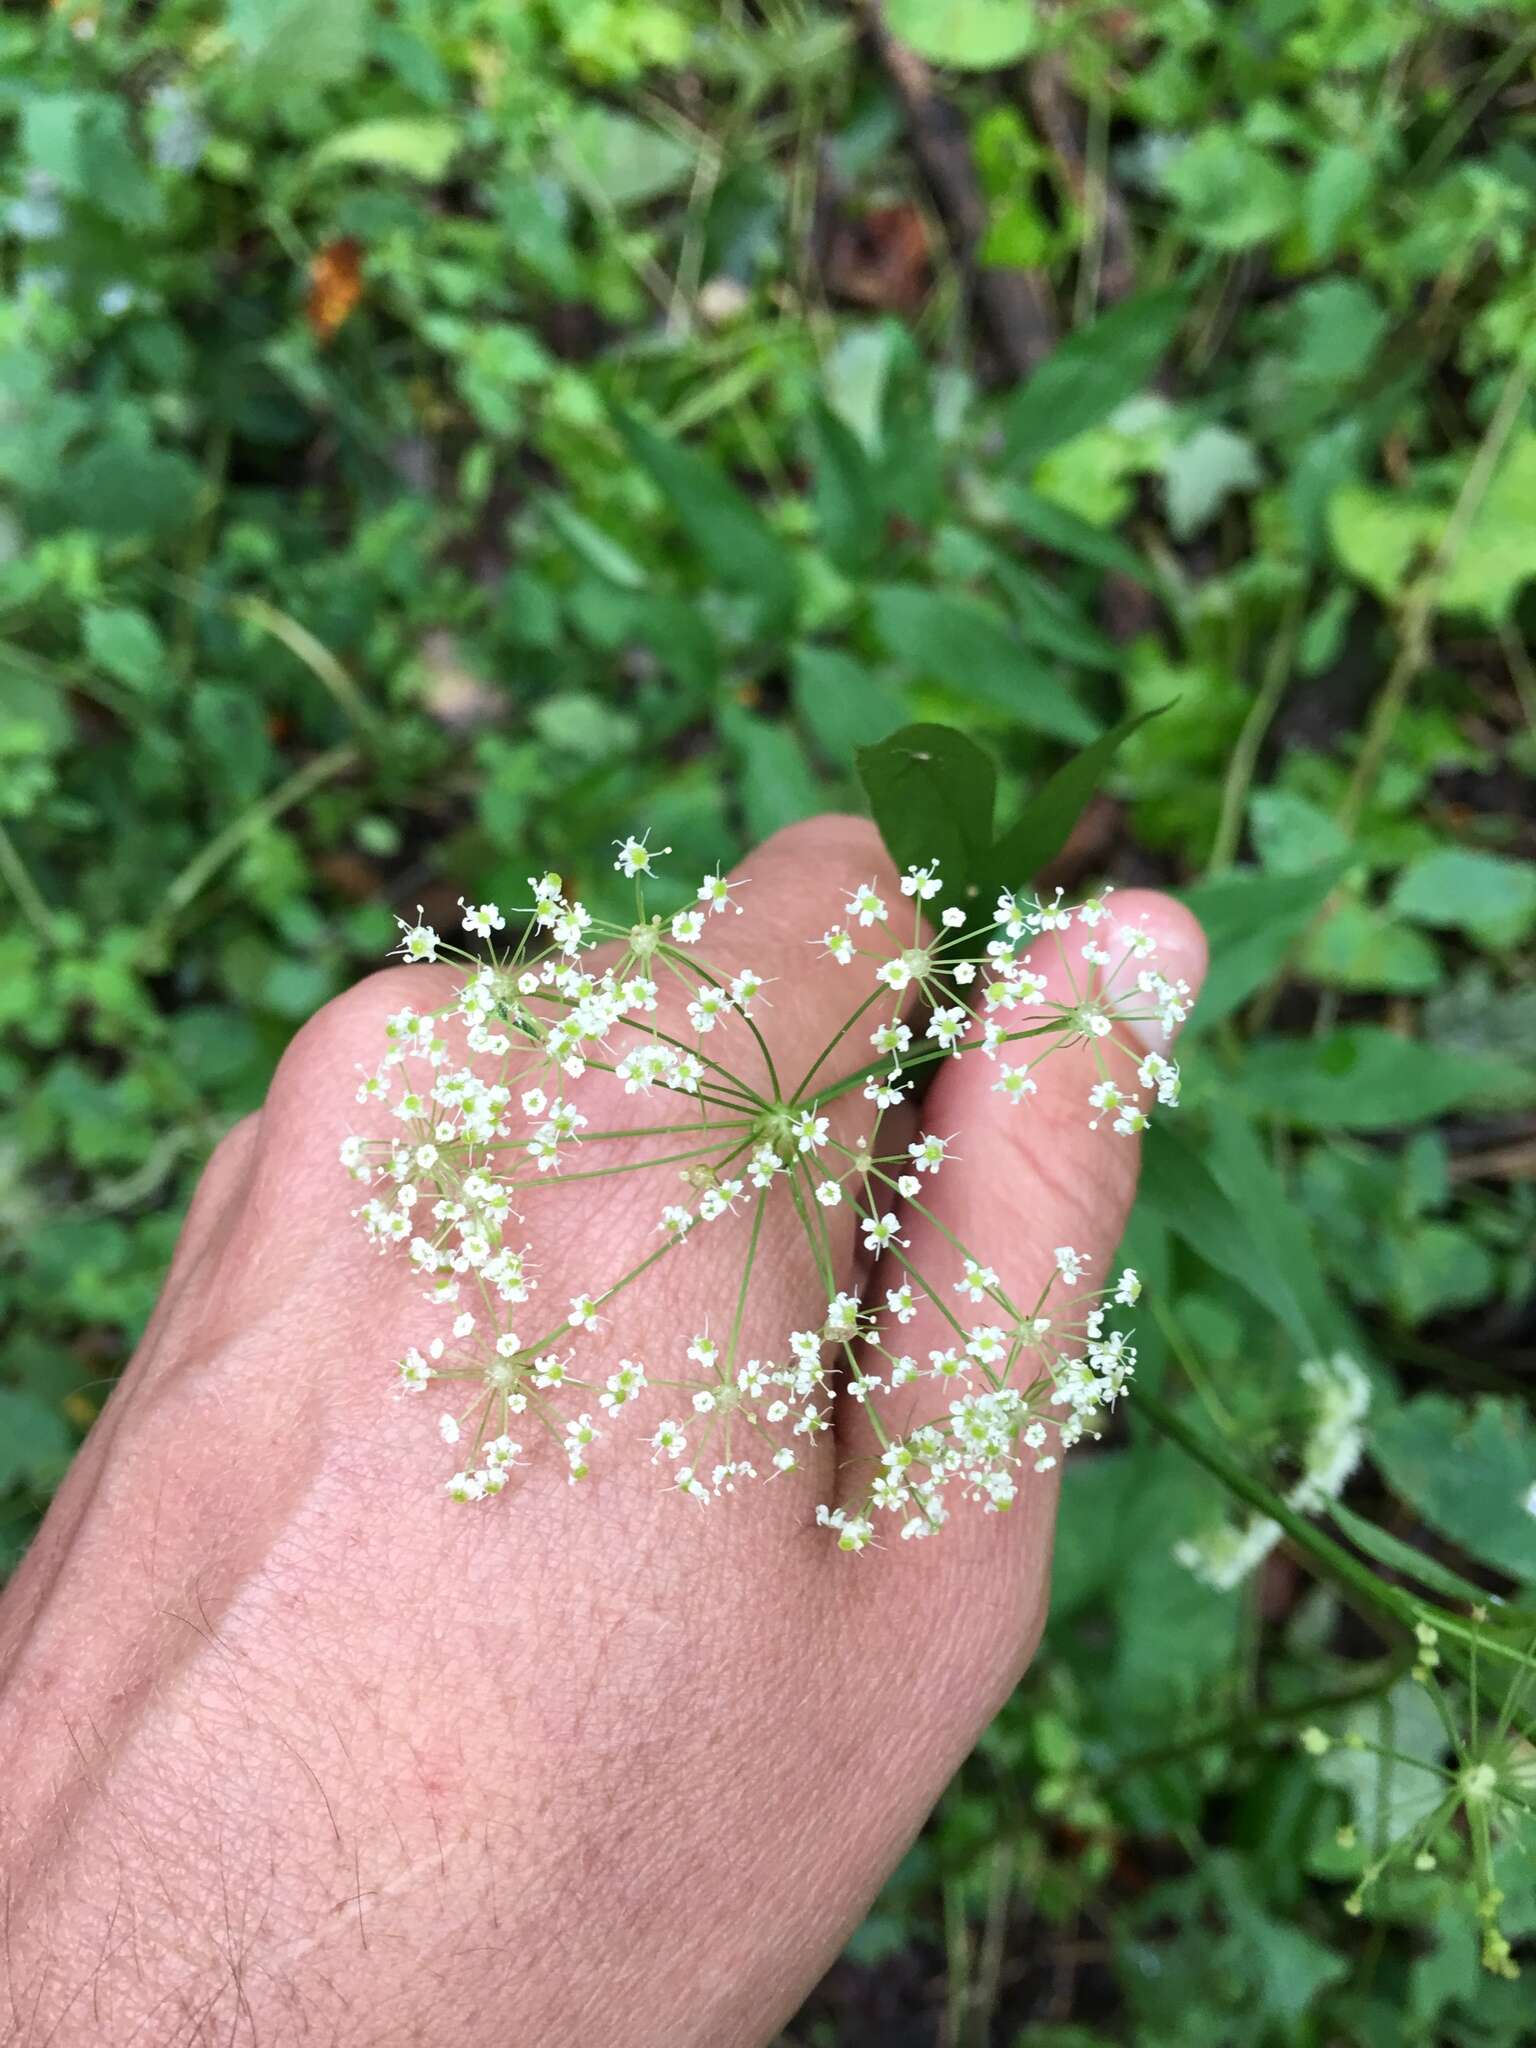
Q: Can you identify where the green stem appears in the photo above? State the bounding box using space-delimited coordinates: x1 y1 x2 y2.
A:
0 821 60 945
1106 1651 1414 1778
1208 585 1304 873
1339 359 1533 835
151 743 359 935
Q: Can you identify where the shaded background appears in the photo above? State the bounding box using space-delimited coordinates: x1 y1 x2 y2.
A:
3 1 1535 2040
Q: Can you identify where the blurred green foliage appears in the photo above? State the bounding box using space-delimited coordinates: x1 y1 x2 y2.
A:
3 0 1536 2039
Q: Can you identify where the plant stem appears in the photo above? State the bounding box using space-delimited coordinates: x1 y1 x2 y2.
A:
1338 359 1533 835
1208 585 1304 873
152 742 358 934
0 821 60 945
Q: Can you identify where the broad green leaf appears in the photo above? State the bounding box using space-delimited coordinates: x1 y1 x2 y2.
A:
83 606 166 693
1292 278 1388 385
720 707 819 841
542 497 647 588
1328 1500 1492 1607
856 722 997 896
309 117 461 181
1138 1122 1316 1351
1372 1396 1536 1581
998 485 1151 582
1316 1681 1449 1843
1390 846 1536 950
1248 789 1351 875
1005 282 1192 473
989 557 1121 671
791 646 907 766
867 585 1099 743
1163 129 1300 250
1233 1027 1535 1130
21 92 161 228
615 412 796 631
1299 899 1442 993
885 0 1040 68
52 436 202 543
0 1389 71 1493
1327 486 1440 604
1181 862 1348 1029
1305 144 1376 259
807 400 881 574
559 106 694 208
228 0 371 93
1161 425 1262 540
1331 432 1536 624
1202 1101 1343 1352
987 705 1166 890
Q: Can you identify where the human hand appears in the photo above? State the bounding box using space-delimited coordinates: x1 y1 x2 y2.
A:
0 817 1205 2047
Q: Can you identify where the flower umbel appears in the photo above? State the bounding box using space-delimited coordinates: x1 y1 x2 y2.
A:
348 846 1186 1543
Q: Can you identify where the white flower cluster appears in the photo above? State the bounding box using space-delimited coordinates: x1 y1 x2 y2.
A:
340 840 1188 1548
1174 1351 1371 1589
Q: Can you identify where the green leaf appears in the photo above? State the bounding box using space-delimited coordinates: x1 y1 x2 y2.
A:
867 585 1099 743
1372 1396 1536 1582
998 485 1151 582
1305 144 1376 259
0 1389 71 1493
807 399 881 574
1328 1499 1493 1607
1181 863 1348 1029
1138 1122 1317 1351
542 497 647 589
83 606 166 693
856 722 997 896
1390 847 1536 950
720 707 820 841
1161 425 1262 540
884 0 1040 68
228 0 371 93
791 646 907 766
52 436 202 543
987 705 1166 890
1299 899 1442 993
1330 432 1536 625
308 116 461 181
559 106 694 208
1248 789 1351 875
614 411 796 632
990 557 1121 671
1006 282 1192 473
1233 1027 1535 1130
21 92 161 229
1163 129 1300 250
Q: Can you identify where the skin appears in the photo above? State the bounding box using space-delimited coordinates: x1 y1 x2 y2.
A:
0 816 1205 2048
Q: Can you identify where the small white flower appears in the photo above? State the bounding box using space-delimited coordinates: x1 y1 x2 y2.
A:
1054 1246 1088 1285
822 926 855 965
900 862 942 901
908 1133 952 1175
459 899 505 938
698 871 746 915
845 881 889 927
395 909 440 962
861 1211 904 1253
614 832 669 877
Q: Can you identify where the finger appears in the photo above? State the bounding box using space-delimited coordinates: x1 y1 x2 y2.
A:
833 890 1206 1703
492 816 917 1516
